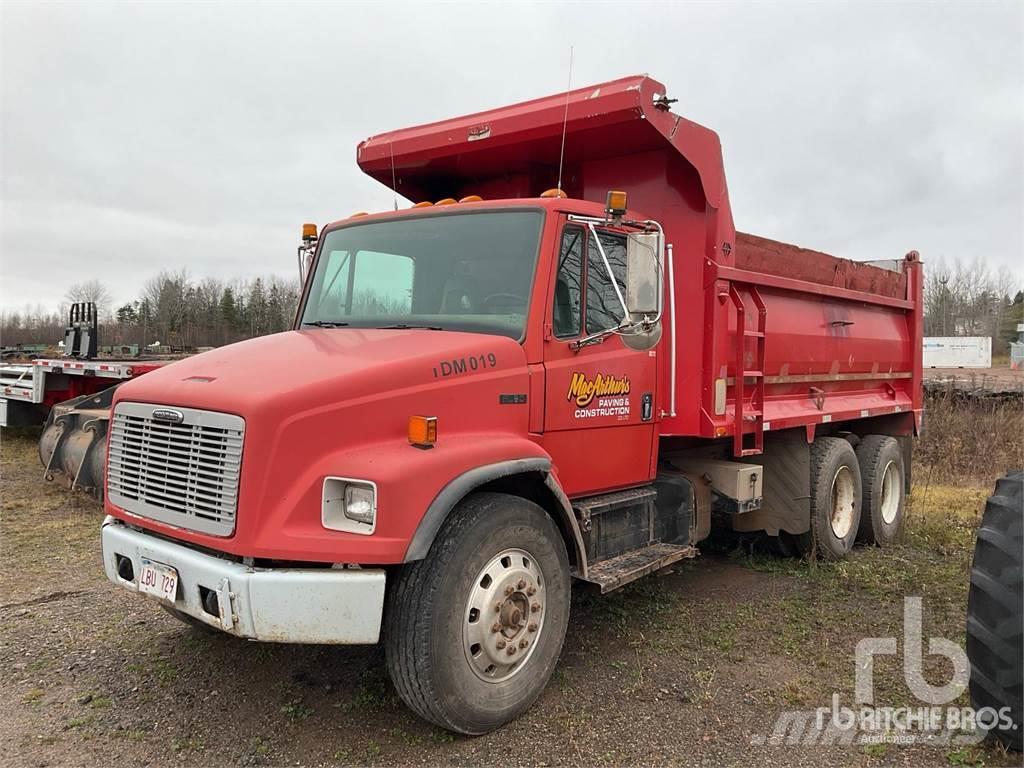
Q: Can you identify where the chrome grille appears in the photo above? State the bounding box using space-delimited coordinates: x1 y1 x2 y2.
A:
108 402 245 537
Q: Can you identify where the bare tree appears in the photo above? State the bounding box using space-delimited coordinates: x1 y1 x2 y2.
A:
65 279 113 320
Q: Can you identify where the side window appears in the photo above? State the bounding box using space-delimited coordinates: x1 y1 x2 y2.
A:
552 227 583 338
350 251 414 315
586 230 627 333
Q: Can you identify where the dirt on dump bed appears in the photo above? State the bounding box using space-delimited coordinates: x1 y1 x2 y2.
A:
0 430 1017 768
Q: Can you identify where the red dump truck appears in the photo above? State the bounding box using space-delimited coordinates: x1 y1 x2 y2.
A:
99 75 923 733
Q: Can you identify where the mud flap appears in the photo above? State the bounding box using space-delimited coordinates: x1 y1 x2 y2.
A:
732 428 811 536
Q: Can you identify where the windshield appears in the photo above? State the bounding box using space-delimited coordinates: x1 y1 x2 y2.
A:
300 210 543 340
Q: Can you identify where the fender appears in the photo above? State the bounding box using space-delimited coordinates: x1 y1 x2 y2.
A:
405 457 589 577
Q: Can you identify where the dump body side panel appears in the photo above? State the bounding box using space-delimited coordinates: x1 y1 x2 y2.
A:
357 74 923 448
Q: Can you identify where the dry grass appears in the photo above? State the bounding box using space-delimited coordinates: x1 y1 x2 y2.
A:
916 390 1023 484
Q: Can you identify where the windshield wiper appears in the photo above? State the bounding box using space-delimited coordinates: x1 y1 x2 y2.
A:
376 323 444 331
302 320 350 328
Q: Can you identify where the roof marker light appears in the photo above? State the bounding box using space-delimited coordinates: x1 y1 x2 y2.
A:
459 195 483 203
412 201 433 208
435 198 457 206
540 188 567 199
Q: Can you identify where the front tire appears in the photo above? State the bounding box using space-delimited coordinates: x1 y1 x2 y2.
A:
385 492 571 734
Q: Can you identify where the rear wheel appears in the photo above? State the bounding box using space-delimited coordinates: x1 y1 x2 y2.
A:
967 471 1023 751
855 435 906 546
385 492 570 734
795 437 863 560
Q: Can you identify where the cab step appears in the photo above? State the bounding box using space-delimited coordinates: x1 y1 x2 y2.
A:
578 542 698 594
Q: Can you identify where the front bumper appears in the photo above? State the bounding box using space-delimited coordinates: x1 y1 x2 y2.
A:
101 517 386 644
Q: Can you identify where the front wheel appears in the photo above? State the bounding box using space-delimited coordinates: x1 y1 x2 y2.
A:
385 492 571 734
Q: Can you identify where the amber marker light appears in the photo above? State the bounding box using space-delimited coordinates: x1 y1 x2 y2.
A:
605 190 628 218
302 223 318 240
540 188 567 198
408 416 438 448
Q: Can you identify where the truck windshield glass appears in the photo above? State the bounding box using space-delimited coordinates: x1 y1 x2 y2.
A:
301 211 543 339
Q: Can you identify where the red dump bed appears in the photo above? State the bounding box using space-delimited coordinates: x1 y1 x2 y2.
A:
358 75 923 447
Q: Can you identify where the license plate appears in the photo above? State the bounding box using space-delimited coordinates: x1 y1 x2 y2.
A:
138 559 179 604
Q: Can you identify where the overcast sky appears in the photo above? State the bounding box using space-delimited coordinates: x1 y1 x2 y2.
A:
2 1 1022 312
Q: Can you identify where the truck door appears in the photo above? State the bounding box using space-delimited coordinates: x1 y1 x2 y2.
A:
540 220 658 497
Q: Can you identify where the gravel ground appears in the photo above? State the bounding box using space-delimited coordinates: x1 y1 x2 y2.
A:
0 430 1016 767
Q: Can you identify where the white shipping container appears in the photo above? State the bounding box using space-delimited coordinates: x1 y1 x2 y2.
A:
922 337 992 368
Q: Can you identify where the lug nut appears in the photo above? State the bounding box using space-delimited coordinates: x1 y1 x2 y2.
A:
528 622 538 632
517 579 526 590
504 585 514 596
494 602 502 612
531 602 541 613
506 645 517 656
519 638 528 649
491 621 502 633
496 639 506 649
526 585 536 596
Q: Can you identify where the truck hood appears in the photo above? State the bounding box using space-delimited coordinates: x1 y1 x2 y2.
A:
114 328 528 417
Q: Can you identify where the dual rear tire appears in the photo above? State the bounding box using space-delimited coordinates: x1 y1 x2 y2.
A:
788 433 906 559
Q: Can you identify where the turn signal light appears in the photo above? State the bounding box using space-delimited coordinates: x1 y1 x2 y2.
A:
605 190 628 217
540 188 567 198
408 415 437 447
302 223 318 240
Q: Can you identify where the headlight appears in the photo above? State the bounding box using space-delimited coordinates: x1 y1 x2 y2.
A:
322 477 377 535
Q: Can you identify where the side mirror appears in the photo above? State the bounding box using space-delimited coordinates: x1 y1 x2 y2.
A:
626 231 662 316
297 223 318 283
622 231 663 351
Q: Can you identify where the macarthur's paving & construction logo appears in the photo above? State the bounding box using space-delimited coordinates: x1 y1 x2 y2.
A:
567 372 631 407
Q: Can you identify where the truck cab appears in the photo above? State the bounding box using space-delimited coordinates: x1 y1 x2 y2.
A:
100 75 922 735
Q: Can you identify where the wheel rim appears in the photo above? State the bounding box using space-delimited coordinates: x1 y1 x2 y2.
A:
879 460 902 525
830 466 856 539
463 548 545 683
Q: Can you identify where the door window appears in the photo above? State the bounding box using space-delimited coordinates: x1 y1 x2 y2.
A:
585 229 627 333
552 227 584 338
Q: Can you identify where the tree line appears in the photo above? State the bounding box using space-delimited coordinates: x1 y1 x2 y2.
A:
1 256 1021 353
1 272 301 350
922 257 1022 353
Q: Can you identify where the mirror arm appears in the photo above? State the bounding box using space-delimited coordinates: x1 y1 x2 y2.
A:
569 321 630 352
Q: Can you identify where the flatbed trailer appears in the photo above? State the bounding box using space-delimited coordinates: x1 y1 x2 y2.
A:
94 75 923 734
1 358 168 427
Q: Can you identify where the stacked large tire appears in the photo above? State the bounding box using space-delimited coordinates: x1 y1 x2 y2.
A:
966 471 1023 751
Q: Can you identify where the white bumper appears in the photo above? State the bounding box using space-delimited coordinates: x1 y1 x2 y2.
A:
101 517 385 644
